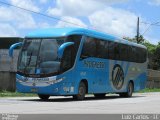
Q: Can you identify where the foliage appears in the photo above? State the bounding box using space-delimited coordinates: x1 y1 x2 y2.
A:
0 90 37 97
138 88 160 93
124 35 145 44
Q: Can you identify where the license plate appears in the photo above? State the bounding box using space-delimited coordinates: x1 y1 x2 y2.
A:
31 88 38 92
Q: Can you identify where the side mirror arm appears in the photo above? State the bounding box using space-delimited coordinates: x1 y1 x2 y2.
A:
58 42 74 59
9 42 23 57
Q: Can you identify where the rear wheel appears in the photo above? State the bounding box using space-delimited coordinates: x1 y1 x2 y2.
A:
119 82 134 97
38 94 50 100
94 93 106 98
73 82 86 100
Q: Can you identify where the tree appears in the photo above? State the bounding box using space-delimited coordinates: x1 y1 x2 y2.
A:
137 35 145 44
124 35 145 44
151 43 160 70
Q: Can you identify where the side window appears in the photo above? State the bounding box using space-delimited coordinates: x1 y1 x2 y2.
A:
66 35 82 53
108 41 115 59
142 48 147 63
139 48 147 63
128 46 147 63
60 46 75 72
96 40 108 59
81 37 96 58
114 43 120 60
120 44 128 61
60 35 82 72
136 47 141 63
131 46 137 62
108 41 120 60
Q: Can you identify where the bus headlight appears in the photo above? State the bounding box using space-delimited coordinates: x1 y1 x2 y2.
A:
16 78 27 83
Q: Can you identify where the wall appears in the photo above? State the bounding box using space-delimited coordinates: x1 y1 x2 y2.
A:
147 69 160 88
0 72 16 91
0 49 19 91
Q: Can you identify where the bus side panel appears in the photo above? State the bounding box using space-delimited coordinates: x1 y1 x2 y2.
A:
74 55 112 94
108 60 147 93
129 62 147 91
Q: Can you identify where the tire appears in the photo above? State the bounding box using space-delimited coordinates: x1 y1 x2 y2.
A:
73 82 86 100
119 82 134 97
38 94 50 100
94 94 106 98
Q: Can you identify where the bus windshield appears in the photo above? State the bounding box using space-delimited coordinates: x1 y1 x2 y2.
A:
17 35 81 77
18 37 64 76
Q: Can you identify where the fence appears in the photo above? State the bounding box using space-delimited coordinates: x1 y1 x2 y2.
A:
0 49 160 91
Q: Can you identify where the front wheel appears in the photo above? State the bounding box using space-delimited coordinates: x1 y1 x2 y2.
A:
73 82 86 100
38 94 50 100
119 82 134 97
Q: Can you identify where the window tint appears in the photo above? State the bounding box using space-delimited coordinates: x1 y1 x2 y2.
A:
81 37 96 57
96 39 108 59
66 35 81 52
114 43 120 60
60 46 74 72
139 48 147 63
120 44 128 61
60 35 82 73
108 41 115 59
131 46 137 62
80 36 147 63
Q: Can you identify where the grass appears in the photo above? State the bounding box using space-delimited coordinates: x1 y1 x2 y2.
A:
0 91 37 97
138 88 160 93
0 88 160 97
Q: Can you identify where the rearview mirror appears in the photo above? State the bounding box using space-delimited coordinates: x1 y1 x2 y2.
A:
58 42 74 59
9 42 23 57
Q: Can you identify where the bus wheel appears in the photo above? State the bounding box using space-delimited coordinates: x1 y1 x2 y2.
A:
38 94 50 100
73 82 86 100
119 82 134 97
94 94 106 98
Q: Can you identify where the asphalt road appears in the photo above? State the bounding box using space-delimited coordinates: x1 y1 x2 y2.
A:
0 92 160 114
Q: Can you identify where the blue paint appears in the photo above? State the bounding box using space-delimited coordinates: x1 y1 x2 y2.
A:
9 42 23 57
36 68 41 74
124 62 130 78
58 42 74 58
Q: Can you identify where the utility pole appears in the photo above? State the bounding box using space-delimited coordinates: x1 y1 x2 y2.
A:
137 17 140 43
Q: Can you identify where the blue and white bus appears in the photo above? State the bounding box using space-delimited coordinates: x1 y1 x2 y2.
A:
9 28 147 100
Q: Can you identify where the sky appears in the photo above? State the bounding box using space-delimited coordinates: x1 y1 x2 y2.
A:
0 0 160 44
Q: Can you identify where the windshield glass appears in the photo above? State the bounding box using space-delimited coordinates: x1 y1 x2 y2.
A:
17 35 82 77
18 37 65 76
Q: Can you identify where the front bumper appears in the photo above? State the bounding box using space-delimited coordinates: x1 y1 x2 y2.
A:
16 74 76 95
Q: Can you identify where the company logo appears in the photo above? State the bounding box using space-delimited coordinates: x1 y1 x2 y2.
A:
112 64 124 90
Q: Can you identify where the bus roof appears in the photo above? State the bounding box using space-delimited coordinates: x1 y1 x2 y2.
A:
26 27 146 49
